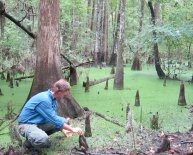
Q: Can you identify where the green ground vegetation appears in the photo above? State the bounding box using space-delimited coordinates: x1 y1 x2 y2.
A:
0 65 193 154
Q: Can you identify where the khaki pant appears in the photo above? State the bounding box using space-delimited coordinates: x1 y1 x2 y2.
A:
18 123 60 148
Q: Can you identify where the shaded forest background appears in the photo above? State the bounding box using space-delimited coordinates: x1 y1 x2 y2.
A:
0 0 193 79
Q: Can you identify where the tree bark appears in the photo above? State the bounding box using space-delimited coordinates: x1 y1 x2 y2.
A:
27 0 83 118
114 0 125 90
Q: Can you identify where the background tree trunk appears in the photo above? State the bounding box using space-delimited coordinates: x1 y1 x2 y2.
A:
94 0 103 65
131 0 145 71
0 0 5 39
0 14 5 39
102 0 109 63
28 0 83 118
148 1 165 79
109 9 119 66
114 0 125 90
138 0 145 33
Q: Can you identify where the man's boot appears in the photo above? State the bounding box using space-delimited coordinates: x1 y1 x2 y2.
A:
23 140 39 155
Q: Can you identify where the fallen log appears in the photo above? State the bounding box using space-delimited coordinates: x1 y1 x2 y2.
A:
180 141 193 144
83 75 115 87
83 107 124 128
60 53 74 66
62 60 94 70
93 111 124 128
14 75 34 80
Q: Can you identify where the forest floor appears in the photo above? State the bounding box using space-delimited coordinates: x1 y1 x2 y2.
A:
1 66 193 155
1 113 193 155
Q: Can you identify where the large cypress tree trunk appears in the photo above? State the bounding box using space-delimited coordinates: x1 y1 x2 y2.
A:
28 0 83 118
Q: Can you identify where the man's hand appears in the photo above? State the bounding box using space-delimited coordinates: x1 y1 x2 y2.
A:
62 129 73 137
66 117 70 125
72 127 83 135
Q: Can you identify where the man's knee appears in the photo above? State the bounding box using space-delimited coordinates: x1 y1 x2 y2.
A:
31 134 51 148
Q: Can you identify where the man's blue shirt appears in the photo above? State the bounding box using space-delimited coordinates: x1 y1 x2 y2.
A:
18 89 66 128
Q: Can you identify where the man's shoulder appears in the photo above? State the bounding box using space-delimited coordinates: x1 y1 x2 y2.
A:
31 91 50 102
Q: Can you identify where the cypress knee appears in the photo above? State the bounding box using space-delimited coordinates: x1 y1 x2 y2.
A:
85 76 89 92
126 104 132 133
104 79 108 90
79 135 89 152
150 112 159 129
110 66 115 74
15 81 19 87
84 112 92 137
163 77 166 87
135 90 140 106
0 88 3 96
156 135 170 153
126 103 130 119
1 73 5 80
6 71 10 82
9 78 14 88
178 81 186 106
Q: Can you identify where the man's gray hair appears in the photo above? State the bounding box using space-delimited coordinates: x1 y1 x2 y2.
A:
53 79 71 92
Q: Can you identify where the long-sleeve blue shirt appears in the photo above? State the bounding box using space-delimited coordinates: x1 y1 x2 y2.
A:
18 89 67 129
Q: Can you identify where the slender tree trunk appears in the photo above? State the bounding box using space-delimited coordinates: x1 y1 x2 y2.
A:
109 2 119 66
148 1 165 79
84 0 93 58
0 14 5 39
90 0 95 31
102 0 109 63
154 2 160 23
109 12 119 66
28 0 83 118
0 0 5 39
94 0 103 65
70 6 78 50
114 0 125 90
138 0 145 33
87 0 92 29
187 43 192 68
